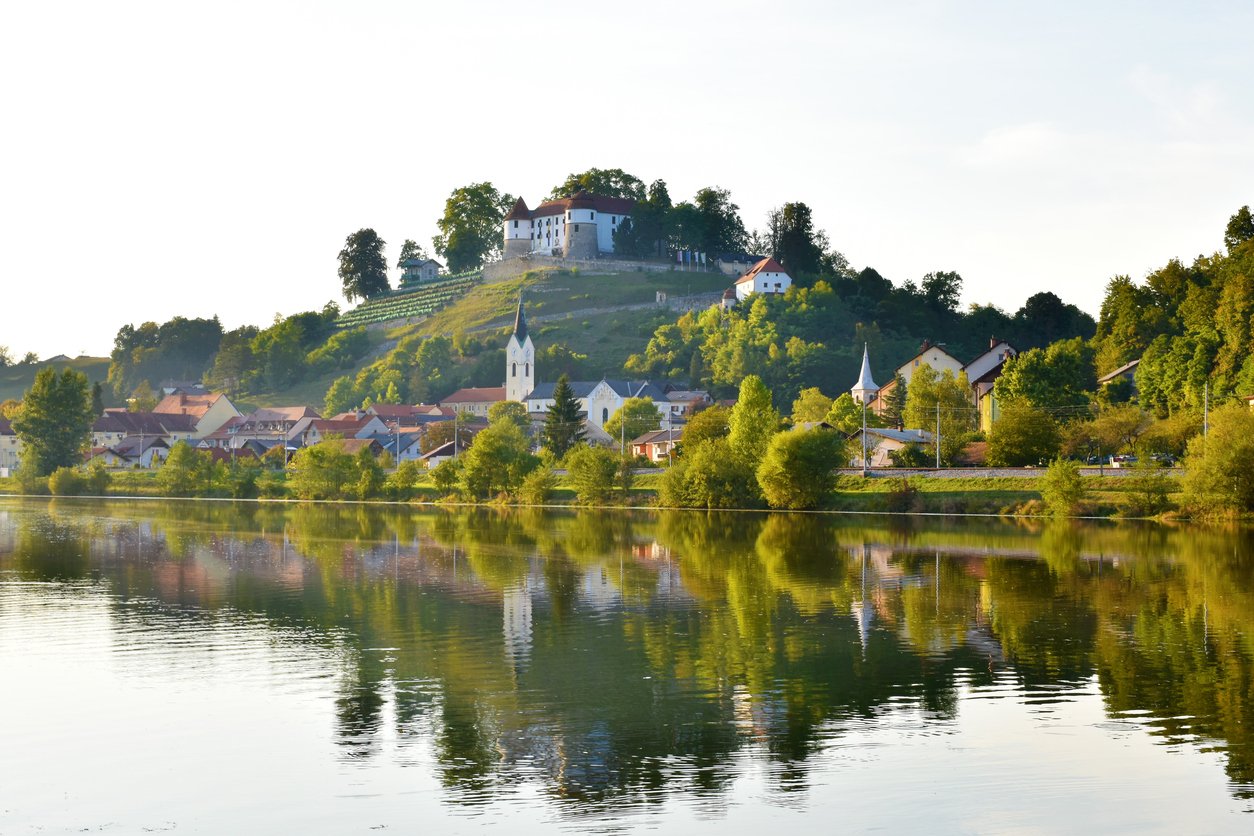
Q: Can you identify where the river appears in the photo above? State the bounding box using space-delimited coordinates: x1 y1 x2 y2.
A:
1 498 1252 833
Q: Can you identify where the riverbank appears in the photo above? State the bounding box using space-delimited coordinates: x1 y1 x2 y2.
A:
0 468 1183 518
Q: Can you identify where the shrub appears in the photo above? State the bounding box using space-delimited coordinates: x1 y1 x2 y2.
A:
1040 457 1085 516
430 459 461 495
756 427 846 510
517 465 558 505
658 439 760 509
987 403 1061 466
884 478 921 513
48 467 86 496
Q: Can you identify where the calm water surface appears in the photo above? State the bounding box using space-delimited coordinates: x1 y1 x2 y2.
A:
2 498 1253 834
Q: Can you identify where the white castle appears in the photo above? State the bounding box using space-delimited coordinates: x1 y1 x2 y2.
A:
503 190 634 259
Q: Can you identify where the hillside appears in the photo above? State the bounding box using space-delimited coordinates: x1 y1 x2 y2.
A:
0 356 111 403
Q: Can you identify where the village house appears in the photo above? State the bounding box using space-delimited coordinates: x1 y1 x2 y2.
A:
285 415 389 449
848 428 935 468
733 257 793 301
630 429 679 463
399 257 443 285
88 436 170 469
419 437 472 469
368 431 425 463
91 410 198 450
0 418 22 474
152 391 241 438
440 386 506 417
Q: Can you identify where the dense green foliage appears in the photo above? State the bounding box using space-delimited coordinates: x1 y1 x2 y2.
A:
109 316 225 398
457 415 538 499
434 182 514 272
604 398 661 448
542 374 584 459
902 366 975 465
756 427 846 510
1181 404 1254 515
564 444 620 505
13 367 94 475
338 228 390 302
987 404 1061 467
1040 458 1086 516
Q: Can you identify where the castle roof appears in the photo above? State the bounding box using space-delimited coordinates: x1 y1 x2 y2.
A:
734 257 789 284
512 295 528 343
521 193 635 220
504 197 530 221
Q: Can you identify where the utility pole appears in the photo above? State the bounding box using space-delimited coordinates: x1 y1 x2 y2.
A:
935 401 941 469
861 395 868 476
1204 381 1209 439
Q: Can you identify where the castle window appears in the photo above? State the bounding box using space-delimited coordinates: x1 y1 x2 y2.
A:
590 211 595 220
574 224 579 231
612 216 616 223
513 220 518 228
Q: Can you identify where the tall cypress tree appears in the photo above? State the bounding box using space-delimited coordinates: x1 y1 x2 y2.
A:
543 374 584 459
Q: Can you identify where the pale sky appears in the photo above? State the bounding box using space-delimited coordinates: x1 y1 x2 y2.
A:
2 0 1251 359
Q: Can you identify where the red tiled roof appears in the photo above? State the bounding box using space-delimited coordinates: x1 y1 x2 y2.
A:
735 257 789 284
440 387 506 404
153 392 224 420
522 194 635 219
504 196 530 221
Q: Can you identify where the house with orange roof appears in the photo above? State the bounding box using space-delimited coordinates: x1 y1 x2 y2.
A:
733 257 793 301
153 391 240 438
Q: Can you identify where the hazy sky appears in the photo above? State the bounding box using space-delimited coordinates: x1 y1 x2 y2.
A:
3 1 1252 359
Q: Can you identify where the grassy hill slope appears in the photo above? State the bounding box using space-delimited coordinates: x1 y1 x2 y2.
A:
0 356 111 403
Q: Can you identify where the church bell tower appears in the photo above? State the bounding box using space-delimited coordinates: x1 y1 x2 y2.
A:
505 294 534 403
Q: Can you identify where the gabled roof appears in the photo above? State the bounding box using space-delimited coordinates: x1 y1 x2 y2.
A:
153 392 228 420
94 411 196 435
1097 358 1140 385
524 380 600 400
0 417 13 436
519 193 635 220
631 429 675 446
858 427 935 444
420 438 472 460
734 257 789 284
247 406 320 423
440 387 506 404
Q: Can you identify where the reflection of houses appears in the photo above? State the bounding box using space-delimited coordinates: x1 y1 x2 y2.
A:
848 428 935 468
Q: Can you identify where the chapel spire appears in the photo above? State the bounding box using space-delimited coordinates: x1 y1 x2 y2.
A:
512 293 528 343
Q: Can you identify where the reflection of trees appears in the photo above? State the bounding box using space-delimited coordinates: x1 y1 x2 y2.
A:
7 500 1254 805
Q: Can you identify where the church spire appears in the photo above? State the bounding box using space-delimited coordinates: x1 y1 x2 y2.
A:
851 343 879 404
512 293 528 343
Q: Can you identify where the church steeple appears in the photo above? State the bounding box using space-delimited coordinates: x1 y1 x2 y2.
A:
512 293 528 343
505 293 535 404
851 343 879 405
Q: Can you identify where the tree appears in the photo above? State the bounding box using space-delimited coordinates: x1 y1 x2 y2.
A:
825 392 881 434
12 367 94 475
680 405 730 449
902 365 976 465
0 345 11 367
791 387 833 423
767 202 825 277
881 373 908 428
128 380 158 412
396 238 428 268
543 374 585 459
993 337 1096 411
658 439 760 509
1226 205 1254 253
287 438 359 500
1181 403 1254 514
458 415 538 498
547 168 645 202
614 179 672 259
488 400 530 431
433 182 514 272
338 228 390 302
324 375 359 416
90 382 104 416
564 444 620 505
21 352 38 365
986 403 1061 466
728 375 781 467
921 271 963 314
604 398 662 450
159 441 213 497
682 187 748 255
756 427 846 510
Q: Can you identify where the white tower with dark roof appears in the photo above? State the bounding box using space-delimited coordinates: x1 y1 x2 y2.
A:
505 295 534 403
851 344 879 405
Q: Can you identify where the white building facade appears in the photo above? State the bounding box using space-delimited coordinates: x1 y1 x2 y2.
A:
503 190 634 259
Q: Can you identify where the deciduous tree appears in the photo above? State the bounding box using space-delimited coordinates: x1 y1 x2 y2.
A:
433 182 514 272
338 228 390 302
12 367 94 475
605 397 662 449
756 427 846 510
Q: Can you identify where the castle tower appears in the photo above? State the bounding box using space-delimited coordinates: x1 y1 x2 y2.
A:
851 344 879 405
562 189 599 260
505 294 534 403
503 197 532 259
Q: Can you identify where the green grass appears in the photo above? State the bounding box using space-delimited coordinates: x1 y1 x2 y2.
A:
0 356 111 403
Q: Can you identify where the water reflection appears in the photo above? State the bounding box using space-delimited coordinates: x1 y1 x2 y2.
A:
2 499 1254 821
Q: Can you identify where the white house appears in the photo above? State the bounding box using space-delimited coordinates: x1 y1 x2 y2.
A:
399 257 443 285
525 379 672 431
963 339 1017 384
733 257 793 301
503 190 635 259
0 418 22 473
848 428 935 468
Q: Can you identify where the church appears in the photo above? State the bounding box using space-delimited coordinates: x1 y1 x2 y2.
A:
502 190 634 259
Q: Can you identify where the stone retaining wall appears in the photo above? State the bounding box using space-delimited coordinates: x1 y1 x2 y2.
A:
483 254 715 283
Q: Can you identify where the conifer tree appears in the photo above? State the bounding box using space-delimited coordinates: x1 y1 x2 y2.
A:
543 374 584 459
